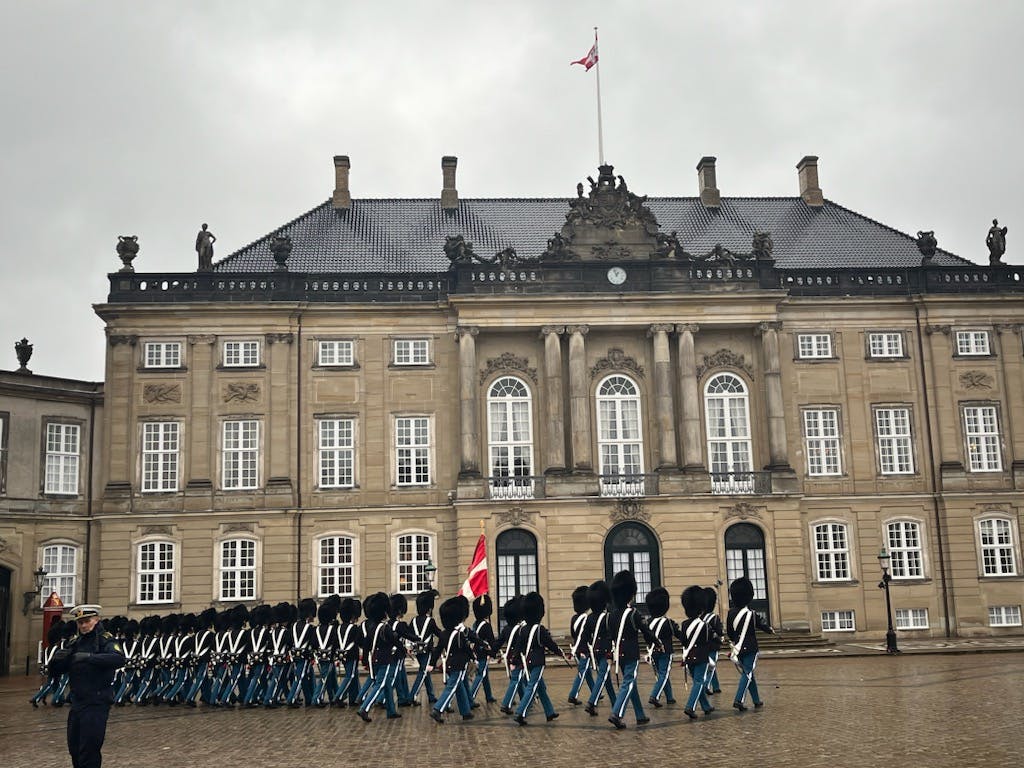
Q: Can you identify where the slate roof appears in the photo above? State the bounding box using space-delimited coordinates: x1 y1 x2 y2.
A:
216 197 969 273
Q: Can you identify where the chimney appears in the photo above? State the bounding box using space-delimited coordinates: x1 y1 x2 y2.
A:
696 156 720 208
332 155 351 210
441 155 458 211
797 155 824 207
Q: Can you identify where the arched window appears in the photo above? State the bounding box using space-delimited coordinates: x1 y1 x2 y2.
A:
704 373 753 493
137 540 176 604
316 535 356 597
597 375 645 496
977 517 1017 576
219 538 257 601
41 543 78 606
725 523 769 618
604 522 660 606
495 529 538 617
487 377 534 500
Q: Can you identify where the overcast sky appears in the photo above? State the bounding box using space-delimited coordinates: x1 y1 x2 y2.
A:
3 1 1022 381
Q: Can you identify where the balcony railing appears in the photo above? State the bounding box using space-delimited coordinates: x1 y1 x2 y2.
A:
487 475 544 501
710 471 771 495
599 473 659 498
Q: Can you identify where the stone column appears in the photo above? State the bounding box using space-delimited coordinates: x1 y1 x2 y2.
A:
186 334 216 490
758 321 791 470
566 325 592 472
995 324 1024 487
103 334 137 494
649 324 678 470
675 324 704 471
924 325 962 473
265 333 294 489
456 326 481 478
541 326 566 473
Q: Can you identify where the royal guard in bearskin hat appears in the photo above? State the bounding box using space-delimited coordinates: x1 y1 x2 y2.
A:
727 576 773 711
311 599 340 706
679 585 714 718
511 592 570 726
213 606 249 706
131 616 160 705
286 598 318 706
113 619 141 705
50 620 80 706
356 592 400 722
702 586 724 696
567 585 594 706
496 595 526 715
388 593 419 707
261 602 295 706
163 613 196 704
337 597 362 706
242 604 273 706
429 595 482 723
606 571 659 729
583 580 617 716
409 589 441 705
644 586 676 708
152 613 180 704
468 594 498 705
30 618 68 707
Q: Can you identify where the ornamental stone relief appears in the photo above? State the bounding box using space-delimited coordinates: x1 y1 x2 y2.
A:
724 502 764 520
143 383 182 404
959 371 993 390
224 382 261 403
222 522 255 534
591 348 645 379
696 348 754 379
610 498 650 523
140 525 173 537
496 506 532 527
480 352 538 384
0 535 8 554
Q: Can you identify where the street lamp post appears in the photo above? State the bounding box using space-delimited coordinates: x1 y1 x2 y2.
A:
21 566 48 615
877 548 900 654
424 559 438 587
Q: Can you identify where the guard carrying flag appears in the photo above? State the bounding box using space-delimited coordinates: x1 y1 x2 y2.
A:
459 525 488 600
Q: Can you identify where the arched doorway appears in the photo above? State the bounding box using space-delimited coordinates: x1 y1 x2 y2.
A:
0 566 10 675
725 523 770 620
495 529 538 627
604 522 661 608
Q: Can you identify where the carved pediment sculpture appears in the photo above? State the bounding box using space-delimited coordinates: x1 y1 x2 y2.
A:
496 506 532 527
591 348 645 379
560 164 660 260
696 349 754 379
480 352 538 384
610 498 650 523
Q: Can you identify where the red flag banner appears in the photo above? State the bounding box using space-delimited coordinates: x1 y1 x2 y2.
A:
458 534 488 599
571 40 599 71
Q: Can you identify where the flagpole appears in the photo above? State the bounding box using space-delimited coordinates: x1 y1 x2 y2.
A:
593 27 605 166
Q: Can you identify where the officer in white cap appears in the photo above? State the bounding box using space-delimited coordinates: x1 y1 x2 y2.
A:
51 604 125 768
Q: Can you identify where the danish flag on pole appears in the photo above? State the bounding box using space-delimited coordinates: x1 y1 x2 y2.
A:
459 534 488 599
571 36 599 71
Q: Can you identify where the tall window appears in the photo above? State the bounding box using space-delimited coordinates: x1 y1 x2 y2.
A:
44 423 80 495
725 523 770 618
978 518 1017 576
814 522 851 581
597 375 644 496
605 523 661 607
803 408 842 476
797 333 833 359
219 539 256 601
487 377 534 499
887 521 923 579
143 341 182 368
397 533 433 594
496 529 538 614
318 340 355 367
138 541 175 603
705 373 753 493
955 330 990 356
318 418 355 488
41 544 77 606
868 332 903 358
875 407 914 474
394 339 430 365
223 340 260 367
222 420 259 490
141 422 180 492
963 405 1002 472
395 416 431 485
317 535 355 597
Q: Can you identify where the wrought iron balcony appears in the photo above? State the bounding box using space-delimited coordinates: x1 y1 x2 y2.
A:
710 471 772 495
487 475 544 501
598 473 658 498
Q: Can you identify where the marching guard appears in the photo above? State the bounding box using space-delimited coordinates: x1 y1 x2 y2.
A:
512 592 571 726
644 587 676 708
496 596 526 715
566 585 593 706
429 595 482 723
469 594 498 705
606 571 659 729
679 585 717 719
727 576 774 711
583 580 617 717
409 589 440 706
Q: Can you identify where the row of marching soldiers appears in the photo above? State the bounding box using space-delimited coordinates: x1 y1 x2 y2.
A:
31 573 772 730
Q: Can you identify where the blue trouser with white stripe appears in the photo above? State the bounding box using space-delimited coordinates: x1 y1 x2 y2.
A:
649 653 673 702
706 650 721 693
469 657 493 702
586 656 617 706
734 650 761 705
500 666 524 709
360 661 397 716
611 659 646 719
568 654 594 701
434 668 471 716
515 665 555 719
686 660 713 713
410 653 436 702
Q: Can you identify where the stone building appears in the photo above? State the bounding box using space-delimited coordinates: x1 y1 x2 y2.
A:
7 153 1023 673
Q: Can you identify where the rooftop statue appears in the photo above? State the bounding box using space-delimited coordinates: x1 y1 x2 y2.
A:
752 231 774 261
196 223 216 272
916 230 937 265
986 219 1007 265
443 234 477 264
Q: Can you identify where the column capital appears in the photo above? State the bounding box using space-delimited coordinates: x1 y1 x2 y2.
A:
755 320 783 335
674 323 700 335
648 323 674 337
540 325 566 338
995 323 1022 335
455 325 480 340
187 334 216 345
264 332 294 345
925 324 951 335
566 324 590 336
107 334 138 347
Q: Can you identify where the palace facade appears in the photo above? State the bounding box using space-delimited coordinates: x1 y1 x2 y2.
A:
4 153 1024 672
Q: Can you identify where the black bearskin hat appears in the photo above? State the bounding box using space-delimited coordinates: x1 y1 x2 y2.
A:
389 593 408 620
105 615 126 635
645 587 670 618
416 589 439 615
230 604 250 629
502 596 523 625
472 594 493 621
179 613 198 633
350 598 362 622
250 603 273 628
572 585 590 614
439 596 465 631
139 615 160 637
273 602 293 626
62 621 78 641
729 577 754 609
587 580 610 614
523 592 545 625
199 608 218 631
123 619 139 640
703 586 718 613
299 598 317 622
214 611 231 633
338 598 356 623
161 613 181 635
47 618 66 646
363 592 389 623
610 570 637 611
681 585 707 619
318 600 339 625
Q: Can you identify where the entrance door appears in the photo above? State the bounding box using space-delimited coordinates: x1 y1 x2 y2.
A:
604 522 661 610
0 567 10 676
725 523 770 621
495 529 538 628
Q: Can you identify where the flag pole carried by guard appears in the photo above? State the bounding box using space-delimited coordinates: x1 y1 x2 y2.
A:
571 27 604 166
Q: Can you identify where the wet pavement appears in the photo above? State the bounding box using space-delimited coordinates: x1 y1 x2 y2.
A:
3 648 1023 768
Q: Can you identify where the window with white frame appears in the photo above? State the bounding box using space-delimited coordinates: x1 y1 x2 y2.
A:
705 373 753 493
318 340 355 367
868 332 904 358
223 340 260 367
895 608 929 630
813 522 851 581
963 405 1002 472
318 418 355 488
875 407 915 474
820 610 855 632
978 518 1017 576
397 533 433 593
141 422 180 492
317 535 355 597
41 544 77 606
219 538 256 601
797 333 833 359
597 375 644 495
0 411 8 495
803 408 842 476
988 605 1022 627
955 330 990 356
137 541 175 603
143 341 182 369
887 521 923 579
395 416 431 485
44 422 80 495
487 377 534 497
222 420 260 490
393 339 430 366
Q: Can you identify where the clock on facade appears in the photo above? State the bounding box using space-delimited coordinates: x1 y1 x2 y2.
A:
606 267 627 285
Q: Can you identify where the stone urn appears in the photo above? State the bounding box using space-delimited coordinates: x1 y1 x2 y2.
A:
270 234 293 272
116 235 140 273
